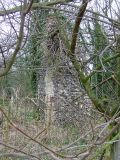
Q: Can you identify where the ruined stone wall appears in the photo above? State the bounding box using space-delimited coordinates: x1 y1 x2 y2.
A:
37 15 91 126
37 58 91 127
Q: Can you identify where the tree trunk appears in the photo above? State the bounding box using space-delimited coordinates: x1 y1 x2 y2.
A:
112 140 120 160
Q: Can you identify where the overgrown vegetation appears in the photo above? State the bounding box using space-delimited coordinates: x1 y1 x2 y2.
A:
0 0 120 160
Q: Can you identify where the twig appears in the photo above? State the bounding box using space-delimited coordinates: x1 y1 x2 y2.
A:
0 141 40 160
0 107 76 158
19 128 46 150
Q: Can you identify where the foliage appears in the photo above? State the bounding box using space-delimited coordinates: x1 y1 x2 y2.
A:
25 12 47 96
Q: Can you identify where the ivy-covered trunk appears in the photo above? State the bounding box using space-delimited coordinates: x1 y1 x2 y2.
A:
112 36 120 160
58 7 120 158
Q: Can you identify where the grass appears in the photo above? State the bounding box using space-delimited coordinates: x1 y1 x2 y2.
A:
0 96 94 160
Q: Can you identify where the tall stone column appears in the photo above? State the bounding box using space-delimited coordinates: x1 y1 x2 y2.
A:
45 70 55 131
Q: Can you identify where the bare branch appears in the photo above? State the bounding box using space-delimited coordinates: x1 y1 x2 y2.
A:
0 0 73 16
0 0 34 77
70 0 88 53
0 12 25 77
0 142 40 160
